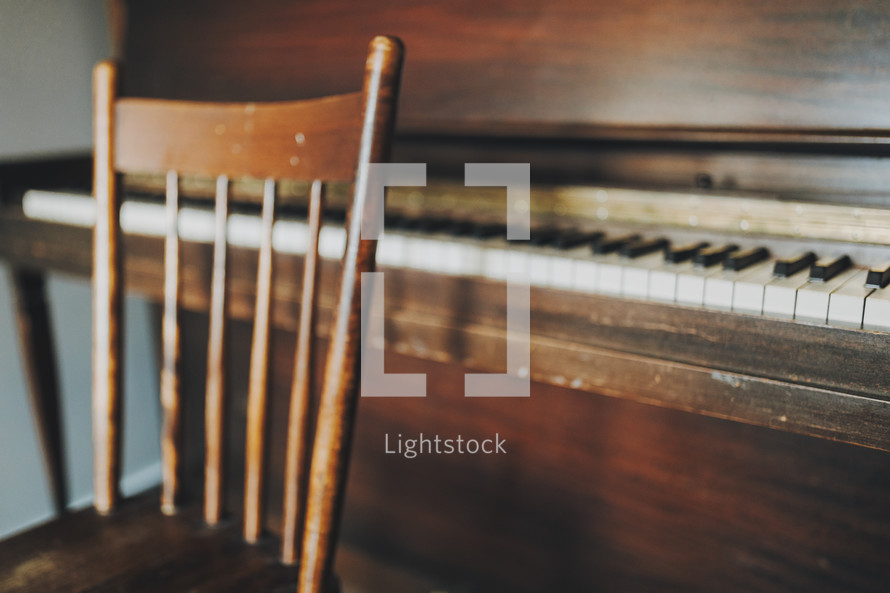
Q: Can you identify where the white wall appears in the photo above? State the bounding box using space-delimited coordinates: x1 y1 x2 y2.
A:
0 0 110 160
0 1 162 538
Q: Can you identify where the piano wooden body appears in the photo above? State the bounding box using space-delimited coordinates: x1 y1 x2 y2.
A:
3 1 890 591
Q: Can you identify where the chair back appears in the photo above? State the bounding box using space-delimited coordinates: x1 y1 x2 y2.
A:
92 36 404 593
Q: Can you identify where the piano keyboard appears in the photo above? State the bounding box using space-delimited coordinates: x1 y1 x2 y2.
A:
22 190 890 332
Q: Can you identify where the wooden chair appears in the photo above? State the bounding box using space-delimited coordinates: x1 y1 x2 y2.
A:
0 36 403 593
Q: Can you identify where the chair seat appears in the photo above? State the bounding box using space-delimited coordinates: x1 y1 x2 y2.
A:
0 491 434 593
0 492 299 593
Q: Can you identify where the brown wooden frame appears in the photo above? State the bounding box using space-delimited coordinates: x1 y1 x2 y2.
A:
92 35 403 592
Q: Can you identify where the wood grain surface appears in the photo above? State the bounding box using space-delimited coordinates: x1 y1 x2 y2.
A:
0 491 438 593
298 35 404 593
203 175 229 525
91 61 123 515
167 314 890 593
160 170 182 515
123 0 890 137
281 180 325 564
243 179 276 543
115 94 363 181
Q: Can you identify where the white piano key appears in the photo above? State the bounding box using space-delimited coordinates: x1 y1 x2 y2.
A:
459 241 485 276
731 262 776 314
676 265 724 307
227 213 263 248
178 207 216 242
647 270 676 303
318 226 346 259
23 190 95 226
483 246 509 280
762 270 809 319
621 267 649 299
424 237 448 272
506 249 529 280
620 252 664 299
572 259 599 293
271 219 309 254
546 252 580 289
827 269 873 328
121 200 169 238
863 286 890 330
703 272 736 311
440 241 466 275
596 256 623 295
529 252 553 286
406 235 432 269
377 232 405 267
794 267 860 323
703 257 773 312
648 262 693 303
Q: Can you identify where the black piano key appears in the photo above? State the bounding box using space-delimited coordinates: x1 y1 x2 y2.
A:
664 241 709 264
383 212 404 228
529 225 561 246
324 208 348 223
865 262 890 288
414 216 451 232
395 216 421 230
693 244 738 268
444 219 475 236
592 233 641 255
472 222 507 239
723 246 770 271
620 237 669 259
810 255 852 282
772 251 816 278
554 230 604 250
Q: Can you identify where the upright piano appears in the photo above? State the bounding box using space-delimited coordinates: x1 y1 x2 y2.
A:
2 1 890 591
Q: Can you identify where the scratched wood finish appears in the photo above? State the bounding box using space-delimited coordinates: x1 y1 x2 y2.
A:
339 352 890 593
203 175 229 525
0 492 298 593
243 178 276 543
161 317 890 593
114 94 363 181
9 269 67 515
123 0 890 138
281 180 325 564
91 61 123 514
298 36 404 593
0 490 437 593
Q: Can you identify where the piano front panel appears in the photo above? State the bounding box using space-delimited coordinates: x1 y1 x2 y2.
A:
170 313 890 593
122 0 890 134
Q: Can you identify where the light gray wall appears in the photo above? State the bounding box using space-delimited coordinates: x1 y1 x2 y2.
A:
0 0 110 160
0 267 162 539
0 1 162 538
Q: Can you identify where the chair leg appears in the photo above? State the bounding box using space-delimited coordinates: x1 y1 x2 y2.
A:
10 268 68 515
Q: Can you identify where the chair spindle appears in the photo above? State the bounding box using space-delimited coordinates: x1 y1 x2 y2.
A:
204 174 229 525
281 179 325 564
160 169 182 515
244 177 277 543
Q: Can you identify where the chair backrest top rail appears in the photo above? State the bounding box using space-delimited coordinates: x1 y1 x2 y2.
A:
113 89 364 181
